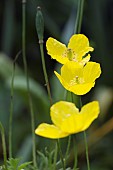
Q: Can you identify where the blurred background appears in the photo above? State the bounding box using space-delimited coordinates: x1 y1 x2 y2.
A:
0 0 113 169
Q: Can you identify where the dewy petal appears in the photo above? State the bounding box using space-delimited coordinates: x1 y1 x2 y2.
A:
83 62 101 82
68 34 94 61
35 123 69 139
46 37 68 64
50 101 79 128
61 101 100 133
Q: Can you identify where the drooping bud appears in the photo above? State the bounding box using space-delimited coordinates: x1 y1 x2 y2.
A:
36 6 44 43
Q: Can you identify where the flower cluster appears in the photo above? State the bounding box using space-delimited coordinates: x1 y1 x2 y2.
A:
35 34 101 139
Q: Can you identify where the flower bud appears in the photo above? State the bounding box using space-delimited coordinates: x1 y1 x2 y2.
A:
36 6 44 42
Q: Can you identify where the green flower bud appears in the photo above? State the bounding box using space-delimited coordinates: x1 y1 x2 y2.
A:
36 6 44 42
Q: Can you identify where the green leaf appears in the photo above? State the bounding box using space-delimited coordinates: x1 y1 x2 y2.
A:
0 53 49 117
7 158 20 170
18 161 32 170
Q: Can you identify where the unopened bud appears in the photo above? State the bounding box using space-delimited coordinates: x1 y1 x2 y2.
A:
36 6 44 42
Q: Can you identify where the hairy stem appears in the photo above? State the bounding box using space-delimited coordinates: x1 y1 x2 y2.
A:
0 122 7 169
84 131 90 170
57 140 65 170
74 0 85 34
22 0 37 167
39 42 52 105
9 51 20 158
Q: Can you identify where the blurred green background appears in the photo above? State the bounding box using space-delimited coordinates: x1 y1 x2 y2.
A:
0 0 113 169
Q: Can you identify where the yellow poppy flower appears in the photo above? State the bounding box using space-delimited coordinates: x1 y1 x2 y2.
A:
46 34 94 65
35 101 100 139
54 61 101 95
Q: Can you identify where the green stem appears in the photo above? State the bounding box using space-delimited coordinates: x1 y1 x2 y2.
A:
64 135 71 167
84 131 90 170
39 42 52 105
22 0 37 168
57 140 65 170
79 97 91 170
0 122 7 170
73 0 91 168
73 136 78 170
53 143 58 170
74 0 85 34
9 61 14 158
9 51 20 158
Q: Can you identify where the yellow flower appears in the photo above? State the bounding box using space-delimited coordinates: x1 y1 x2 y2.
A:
54 61 101 95
46 34 94 65
35 101 100 139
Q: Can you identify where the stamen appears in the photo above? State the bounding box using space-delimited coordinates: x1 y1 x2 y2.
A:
67 48 73 61
70 76 84 86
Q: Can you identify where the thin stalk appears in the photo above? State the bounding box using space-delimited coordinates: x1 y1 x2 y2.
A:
73 0 91 169
74 0 85 34
78 95 91 170
9 60 14 158
39 42 52 105
57 140 65 170
53 143 58 170
9 51 21 158
72 136 78 170
0 122 7 170
22 0 37 168
39 35 64 170
79 96 91 170
64 135 71 167
84 131 90 170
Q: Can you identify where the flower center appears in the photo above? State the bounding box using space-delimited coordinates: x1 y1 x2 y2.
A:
67 48 73 61
62 48 77 61
70 76 84 86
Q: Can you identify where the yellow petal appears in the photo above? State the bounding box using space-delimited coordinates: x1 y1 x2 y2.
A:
54 70 94 95
68 34 94 61
35 123 69 139
61 61 83 83
80 54 91 65
83 62 101 82
54 62 95 95
80 101 100 130
61 101 100 133
46 37 68 64
50 101 79 128
54 61 101 95
54 71 70 91
70 83 95 95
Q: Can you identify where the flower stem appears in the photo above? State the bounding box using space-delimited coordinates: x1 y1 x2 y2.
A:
9 59 15 159
22 0 37 168
84 131 90 170
57 139 65 170
9 51 20 158
74 0 85 34
64 135 71 167
0 122 7 170
73 0 91 169
53 143 58 170
79 97 91 170
39 42 52 105
73 135 78 170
